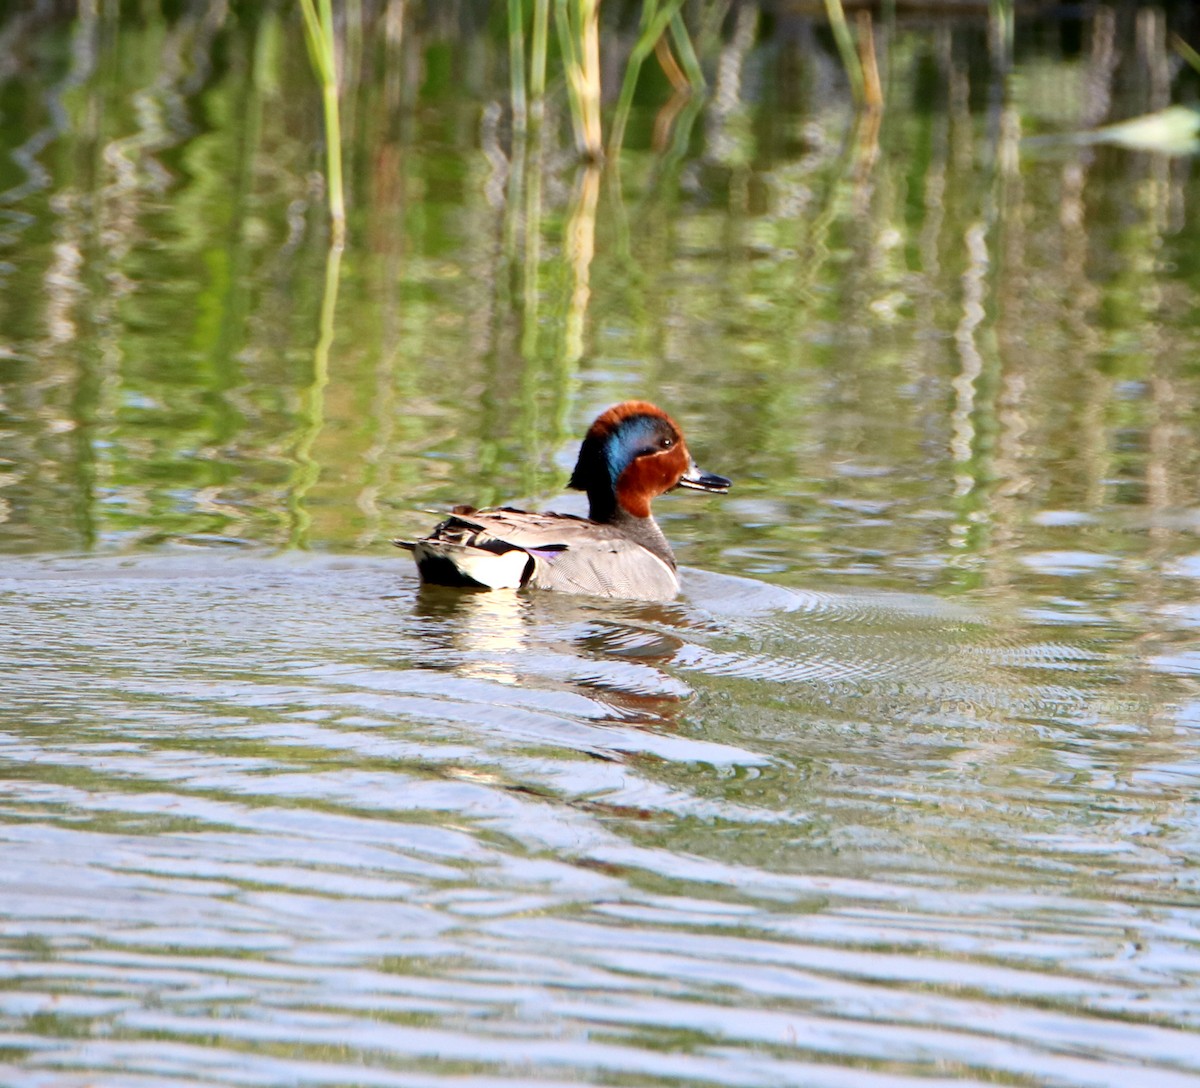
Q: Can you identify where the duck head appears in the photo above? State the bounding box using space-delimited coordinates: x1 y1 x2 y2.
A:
568 401 731 521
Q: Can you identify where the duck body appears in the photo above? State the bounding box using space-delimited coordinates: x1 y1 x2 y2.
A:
395 401 730 602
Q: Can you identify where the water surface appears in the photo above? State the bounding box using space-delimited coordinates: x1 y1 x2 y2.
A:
3 4 1200 1086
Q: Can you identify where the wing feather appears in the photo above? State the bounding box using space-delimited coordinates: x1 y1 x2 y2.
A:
396 507 679 600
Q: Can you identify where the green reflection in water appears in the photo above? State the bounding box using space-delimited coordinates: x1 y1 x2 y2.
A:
0 4 1197 604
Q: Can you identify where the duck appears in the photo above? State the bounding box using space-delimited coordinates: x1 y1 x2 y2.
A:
395 401 730 601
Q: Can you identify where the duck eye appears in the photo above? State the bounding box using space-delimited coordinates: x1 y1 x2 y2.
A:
660 437 675 450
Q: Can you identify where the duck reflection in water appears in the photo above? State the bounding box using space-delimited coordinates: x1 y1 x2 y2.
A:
411 584 692 724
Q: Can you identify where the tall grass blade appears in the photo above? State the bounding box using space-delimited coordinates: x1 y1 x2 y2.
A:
578 0 602 159
608 0 687 159
1172 33 1200 74
299 0 346 247
530 0 550 122
508 0 528 133
857 10 882 110
823 0 865 107
669 11 705 90
554 0 602 160
554 0 587 155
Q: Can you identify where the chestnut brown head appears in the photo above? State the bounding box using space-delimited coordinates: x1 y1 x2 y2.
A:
569 401 730 521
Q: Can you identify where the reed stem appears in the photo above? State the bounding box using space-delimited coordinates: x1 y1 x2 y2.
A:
823 0 865 108
530 0 550 122
857 10 882 111
578 0 602 159
669 11 705 90
554 0 603 160
299 0 346 246
554 0 585 153
1171 32 1200 73
609 0 688 159
508 0 528 133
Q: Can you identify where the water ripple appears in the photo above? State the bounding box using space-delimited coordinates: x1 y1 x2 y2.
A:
1 553 1198 1087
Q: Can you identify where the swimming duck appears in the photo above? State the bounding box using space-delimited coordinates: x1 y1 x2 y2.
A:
395 401 730 601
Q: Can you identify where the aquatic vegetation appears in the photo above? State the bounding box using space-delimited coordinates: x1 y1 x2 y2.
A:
298 0 345 246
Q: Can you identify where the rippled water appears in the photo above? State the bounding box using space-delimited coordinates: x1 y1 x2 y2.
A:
5 2 1200 1085
4 547 1200 1086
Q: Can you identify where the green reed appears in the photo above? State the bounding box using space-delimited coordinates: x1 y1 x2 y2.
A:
299 0 345 247
608 0 690 159
511 0 707 162
530 0 551 123
508 0 528 132
507 0 887 166
668 9 706 90
823 0 866 107
1174 33 1200 73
